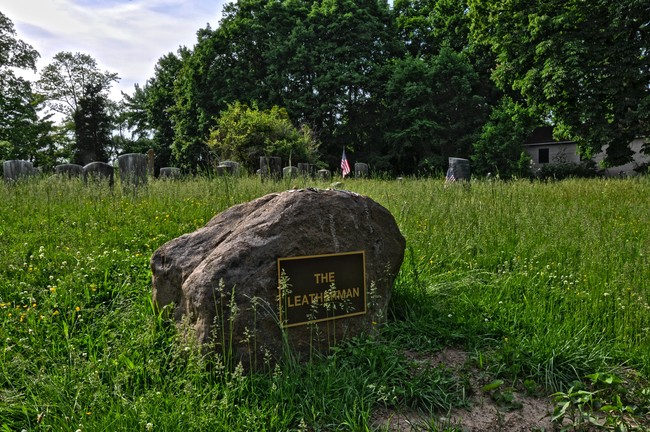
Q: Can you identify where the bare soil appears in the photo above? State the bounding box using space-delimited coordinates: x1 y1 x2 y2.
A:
371 348 557 431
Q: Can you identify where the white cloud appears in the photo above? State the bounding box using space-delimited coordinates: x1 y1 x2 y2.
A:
3 0 227 99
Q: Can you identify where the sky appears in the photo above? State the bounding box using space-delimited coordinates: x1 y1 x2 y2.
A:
3 0 228 101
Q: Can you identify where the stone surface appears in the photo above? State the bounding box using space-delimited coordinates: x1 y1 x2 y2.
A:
448 157 471 181
317 169 331 181
283 166 298 179
118 153 147 187
55 164 83 177
146 149 155 177
3 160 35 182
220 160 241 176
260 156 282 180
355 162 369 178
151 188 405 369
83 162 114 186
297 163 311 177
159 167 180 179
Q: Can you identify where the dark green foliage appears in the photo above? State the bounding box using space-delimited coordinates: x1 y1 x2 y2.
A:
471 97 537 178
468 0 650 166
536 161 598 181
0 12 58 168
72 84 111 164
208 102 319 171
384 49 487 174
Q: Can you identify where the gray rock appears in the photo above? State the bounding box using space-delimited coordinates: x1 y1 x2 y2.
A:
151 189 405 369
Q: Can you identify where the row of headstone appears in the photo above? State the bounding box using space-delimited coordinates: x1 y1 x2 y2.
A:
258 157 370 181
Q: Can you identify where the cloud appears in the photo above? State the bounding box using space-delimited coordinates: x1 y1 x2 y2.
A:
3 0 226 99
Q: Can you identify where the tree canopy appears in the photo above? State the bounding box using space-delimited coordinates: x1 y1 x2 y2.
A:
2 1 648 176
208 102 319 171
468 0 650 166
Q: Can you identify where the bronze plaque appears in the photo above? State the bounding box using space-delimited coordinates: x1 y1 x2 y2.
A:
278 250 366 328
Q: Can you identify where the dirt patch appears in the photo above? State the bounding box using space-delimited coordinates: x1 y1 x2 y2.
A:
372 348 556 431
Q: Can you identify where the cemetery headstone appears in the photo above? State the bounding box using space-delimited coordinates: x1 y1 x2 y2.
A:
159 167 181 179
317 169 331 181
283 166 298 179
3 160 34 182
146 149 155 177
260 156 282 180
55 164 83 178
355 162 369 178
83 162 114 187
297 163 311 177
118 153 147 188
151 189 406 370
447 157 471 181
216 164 234 176
219 160 241 176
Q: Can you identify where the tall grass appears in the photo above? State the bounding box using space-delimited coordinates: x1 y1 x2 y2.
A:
0 174 648 430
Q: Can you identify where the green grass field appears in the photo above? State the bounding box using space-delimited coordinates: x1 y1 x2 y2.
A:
1 175 649 430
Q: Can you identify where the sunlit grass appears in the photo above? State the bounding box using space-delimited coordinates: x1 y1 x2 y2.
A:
0 174 648 430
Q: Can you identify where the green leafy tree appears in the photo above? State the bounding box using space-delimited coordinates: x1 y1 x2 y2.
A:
72 83 111 165
468 0 650 166
208 102 319 171
0 11 57 167
471 97 537 178
37 52 119 118
384 48 487 174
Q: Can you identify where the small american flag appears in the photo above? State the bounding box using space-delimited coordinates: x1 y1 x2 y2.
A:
445 167 456 183
341 149 351 177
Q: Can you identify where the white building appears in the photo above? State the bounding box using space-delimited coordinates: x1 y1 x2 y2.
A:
522 126 649 176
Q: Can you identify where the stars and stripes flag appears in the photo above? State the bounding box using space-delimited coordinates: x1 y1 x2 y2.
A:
445 167 456 183
341 148 351 177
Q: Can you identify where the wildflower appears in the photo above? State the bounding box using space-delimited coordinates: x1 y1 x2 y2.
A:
75 306 81 312
146 423 153 431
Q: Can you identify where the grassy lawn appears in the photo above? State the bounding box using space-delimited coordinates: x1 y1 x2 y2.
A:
1 175 649 431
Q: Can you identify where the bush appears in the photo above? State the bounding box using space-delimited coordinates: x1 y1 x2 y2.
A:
536 160 598 180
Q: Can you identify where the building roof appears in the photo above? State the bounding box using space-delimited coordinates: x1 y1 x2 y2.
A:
523 126 575 146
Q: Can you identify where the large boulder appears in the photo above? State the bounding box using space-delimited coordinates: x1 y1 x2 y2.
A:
151 188 405 369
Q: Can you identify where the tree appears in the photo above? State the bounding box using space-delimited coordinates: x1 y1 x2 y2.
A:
471 97 537 178
383 49 487 174
208 102 319 171
0 11 56 166
468 0 650 166
72 83 111 165
37 52 119 118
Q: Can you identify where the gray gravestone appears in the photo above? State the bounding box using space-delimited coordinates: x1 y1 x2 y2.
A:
448 157 471 181
216 164 234 176
146 149 155 177
55 164 83 178
355 162 369 178
83 162 114 187
260 157 282 180
3 160 34 182
159 167 181 179
317 169 331 181
220 160 240 176
283 166 298 179
151 189 406 370
118 153 147 188
297 163 311 177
